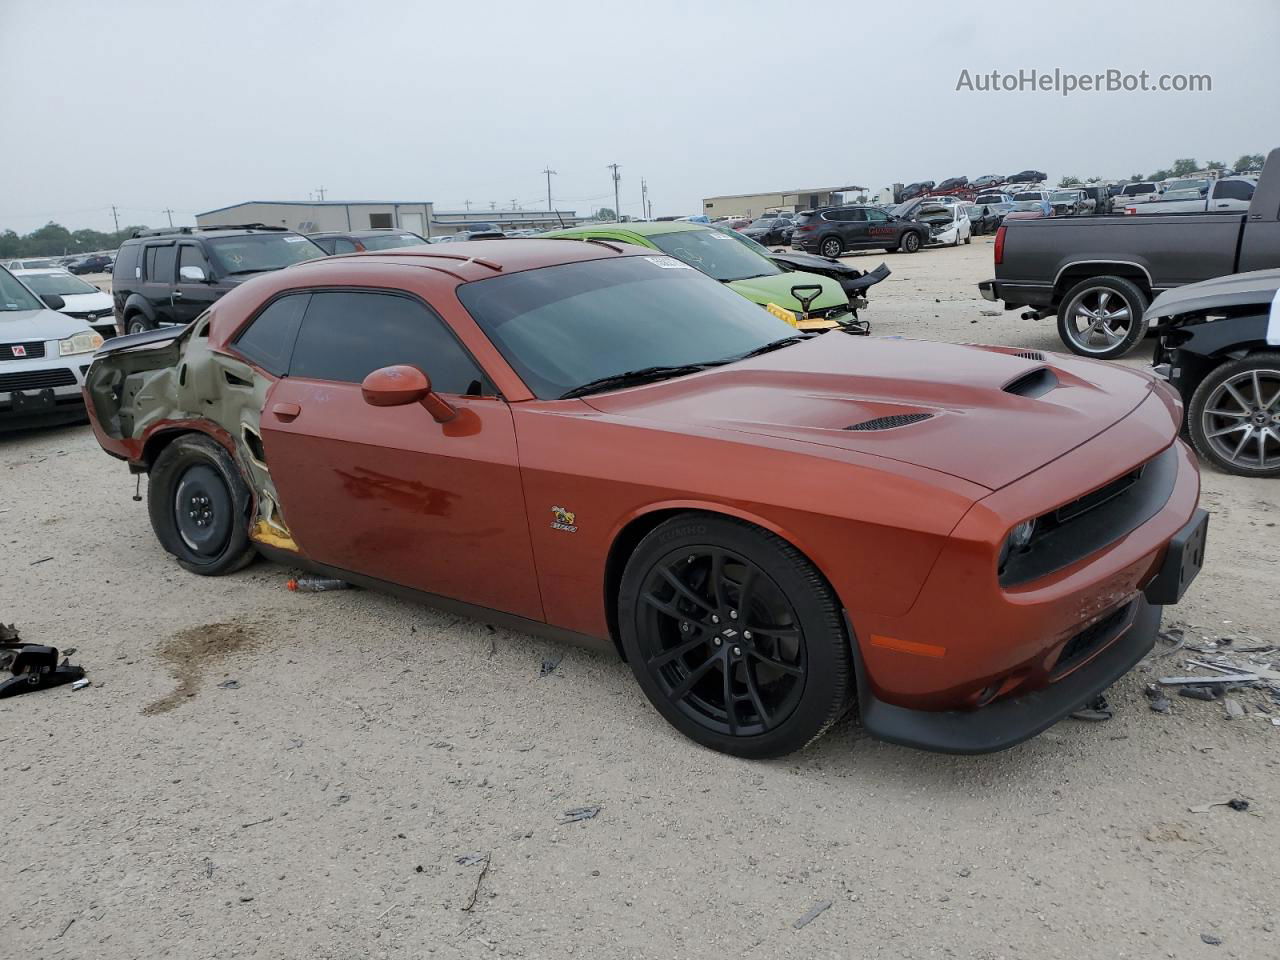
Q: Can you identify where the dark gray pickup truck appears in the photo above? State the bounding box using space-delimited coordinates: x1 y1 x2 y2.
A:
980 147 1280 359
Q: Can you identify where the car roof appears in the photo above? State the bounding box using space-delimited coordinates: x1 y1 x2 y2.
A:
123 228 293 244
11 267 73 276
547 221 705 238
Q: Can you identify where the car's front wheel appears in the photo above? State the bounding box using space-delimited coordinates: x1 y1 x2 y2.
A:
1187 353 1280 477
618 513 853 758
1056 276 1148 359
899 231 921 254
148 434 258 575
126 314 155 335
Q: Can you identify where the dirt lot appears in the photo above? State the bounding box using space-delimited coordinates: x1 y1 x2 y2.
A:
3 240 1278 959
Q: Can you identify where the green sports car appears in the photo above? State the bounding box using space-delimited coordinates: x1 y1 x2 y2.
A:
541 221 852 331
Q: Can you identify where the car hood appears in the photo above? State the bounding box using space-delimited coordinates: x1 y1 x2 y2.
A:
1146 267 1280 321
769 250 859 276
582 335 1157 490
726 271 846 311
0 307 95 341
58 291 114 312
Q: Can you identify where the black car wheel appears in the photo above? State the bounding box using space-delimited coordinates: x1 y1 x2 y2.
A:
1187 354 1280 477
819 236 844 259
899 231 921 254
126 314 155 335
618 513 853 758
148 434 257 575
1056 276 1148 359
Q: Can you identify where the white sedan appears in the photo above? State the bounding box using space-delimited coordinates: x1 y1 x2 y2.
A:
915 203 972 246
13 268 115 338
1 265 102 428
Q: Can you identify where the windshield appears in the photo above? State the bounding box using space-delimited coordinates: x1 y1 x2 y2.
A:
917 205 955 220
359 233 428 251
458 255 796 400
648 227 781 282
1013 192 1043 201
975 194 1004 204
1013 200 1044 211
206 234 325 274
0 268 44 312
17 272 99 296
1123 183 1155 195
1164 179 1207 193
1050 191 1079 201
747 218 777 228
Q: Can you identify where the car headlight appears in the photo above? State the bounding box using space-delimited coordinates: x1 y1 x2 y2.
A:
58 332 104 356
997 519 1037 572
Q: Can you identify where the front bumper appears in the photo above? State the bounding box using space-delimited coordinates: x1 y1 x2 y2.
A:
0 357 91 427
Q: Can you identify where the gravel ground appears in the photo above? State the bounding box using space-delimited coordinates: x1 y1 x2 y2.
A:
3 240 1277 959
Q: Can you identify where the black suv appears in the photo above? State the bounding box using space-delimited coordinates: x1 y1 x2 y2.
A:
790 206 930 258
309 229 429 254
111 224 326 335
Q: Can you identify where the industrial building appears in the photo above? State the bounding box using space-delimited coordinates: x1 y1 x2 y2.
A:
702 185 867 218
195 201 585 238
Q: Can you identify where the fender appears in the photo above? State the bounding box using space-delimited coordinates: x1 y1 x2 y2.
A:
122 291 160 327
1168 312 1270 359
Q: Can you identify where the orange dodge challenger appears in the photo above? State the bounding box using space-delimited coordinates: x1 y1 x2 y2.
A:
83 240 1207 758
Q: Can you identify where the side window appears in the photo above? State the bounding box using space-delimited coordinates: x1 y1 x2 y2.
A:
113 244 140 281
1215 180 1255 201
865 209 888 223
369 213 393 228
148 244 176 283
333 238 358 253
179 244 209 274
311 237 336 254
289 291 490 396
233 294 310 377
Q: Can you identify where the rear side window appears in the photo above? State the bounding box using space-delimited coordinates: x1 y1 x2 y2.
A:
1214 179 1255 201
113 244 141 281
333 238 358 253
289 291 489 395
234 293 310 376
146 244 176 283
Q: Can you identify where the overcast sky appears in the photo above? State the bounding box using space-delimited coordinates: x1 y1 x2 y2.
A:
2 0 1278 233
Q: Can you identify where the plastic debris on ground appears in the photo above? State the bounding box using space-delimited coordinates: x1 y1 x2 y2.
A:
286 577 352 592
793 900 833 930
0 621 86 699
557 805 601 824
1148 621 1279 727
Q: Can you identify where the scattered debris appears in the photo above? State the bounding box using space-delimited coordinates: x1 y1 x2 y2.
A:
540 655 563 677
1223 697 1246 719
557 805 601 824
55 917 75 939
1159 673 1260 686
455 853 488 866
1201 933 1223 946
1151 629 1186 658
1178 685 1222 701
205 859 214 879
217 679 241 689
29 556 53 566
1070 694 1112 722
793 900 832 930
460 852 492 912
286 577 351 592
241 815 276 829
0 622 86 699
1189 799 1251 814
376 902 400 920
71 678 90 691
1149 696 1172 714
980 309 1000 316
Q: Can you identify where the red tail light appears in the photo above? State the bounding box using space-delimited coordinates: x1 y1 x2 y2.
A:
993 225 1006 265
798 223 816 232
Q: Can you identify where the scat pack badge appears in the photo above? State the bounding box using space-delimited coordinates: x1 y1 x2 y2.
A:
550 506 578 533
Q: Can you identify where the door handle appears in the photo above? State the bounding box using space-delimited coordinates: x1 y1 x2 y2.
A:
173 290 183 297
271 401 301 422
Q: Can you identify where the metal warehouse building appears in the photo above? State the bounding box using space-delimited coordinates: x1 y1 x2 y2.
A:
197 201 435 236
702 185 867 218
196 201 586 238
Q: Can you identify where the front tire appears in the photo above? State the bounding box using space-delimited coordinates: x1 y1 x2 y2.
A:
148 434 257 575
819 236 844 259
1056 276 1148 359
1187 353 1280 477
126 314 155 335
899 231 921 254
618 513 853 759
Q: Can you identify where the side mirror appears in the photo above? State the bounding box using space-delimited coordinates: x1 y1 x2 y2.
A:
361 365 457 423
41 293 65 310
179 265 208 282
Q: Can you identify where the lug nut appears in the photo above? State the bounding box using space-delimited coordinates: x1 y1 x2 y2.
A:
711 614 720 624
743 631 752 640
729 610 737 620
732 646 741 656
713 637 722 646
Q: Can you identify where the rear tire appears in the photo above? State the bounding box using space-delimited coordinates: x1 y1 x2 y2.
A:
126 314 155 335
618 513 853 759
1187 353 1280 477
1056 276 1148 359
819 236 844 259
148 434 257 575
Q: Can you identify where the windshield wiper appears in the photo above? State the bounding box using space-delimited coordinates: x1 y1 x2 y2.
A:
223 267 271 276
724 335 810 362
559 364 711 400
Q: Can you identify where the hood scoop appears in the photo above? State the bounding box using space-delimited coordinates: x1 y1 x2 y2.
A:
1003 367 1058 399
844 412 934 431
1013 350 1044 361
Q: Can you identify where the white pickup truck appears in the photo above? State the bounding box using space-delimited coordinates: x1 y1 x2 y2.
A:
1125 177 1257 215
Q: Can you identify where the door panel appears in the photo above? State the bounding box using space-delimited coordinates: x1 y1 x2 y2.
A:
259 377 543 620
172 243 218 324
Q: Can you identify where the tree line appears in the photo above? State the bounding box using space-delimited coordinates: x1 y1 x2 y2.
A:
0 222 149 259
1056 154 1267 189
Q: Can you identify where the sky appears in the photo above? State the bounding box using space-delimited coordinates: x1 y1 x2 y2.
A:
2 0 1278 233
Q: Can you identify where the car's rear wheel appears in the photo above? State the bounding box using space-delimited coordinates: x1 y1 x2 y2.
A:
148 434 257 575
899 231 921 254
1056 276 1148 359
126 314 155 335
618 513 853 759
819 236 844 259
1187 354 1280 477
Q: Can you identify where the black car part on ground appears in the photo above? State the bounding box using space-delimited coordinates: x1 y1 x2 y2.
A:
0 623 85 699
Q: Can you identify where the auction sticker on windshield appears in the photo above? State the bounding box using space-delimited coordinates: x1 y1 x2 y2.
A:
282 236 307 242
644 256 692 269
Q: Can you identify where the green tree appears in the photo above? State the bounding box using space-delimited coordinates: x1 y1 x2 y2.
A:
1057 176 1081 187
1205 160 1225 172
1170 158 1199 176
594 207 617 221
1233 153 1265 172
1129 174 1144 182
1149 169 1171 182
1085 176 1101 183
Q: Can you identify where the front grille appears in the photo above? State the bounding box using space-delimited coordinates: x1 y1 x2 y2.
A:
1054 602 1134 675
845 413 934 431
0 367 77 392
0 341 46 361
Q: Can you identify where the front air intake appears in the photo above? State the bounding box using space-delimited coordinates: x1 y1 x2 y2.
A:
1013 350 1044 361
844 413 934 431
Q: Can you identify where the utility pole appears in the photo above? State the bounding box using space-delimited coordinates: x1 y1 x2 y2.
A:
640 179 648 222
162 208 174 227
316 186 327 201
464 199 472 211
511 199 519 211
541 165 557 211
490 201 496 210
111 205 120 233
607 163 621 221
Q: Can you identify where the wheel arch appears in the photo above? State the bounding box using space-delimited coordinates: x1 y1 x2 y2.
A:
122 293 157 324
1053 261 1154 301
139 421 240 472
601 501 831 661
